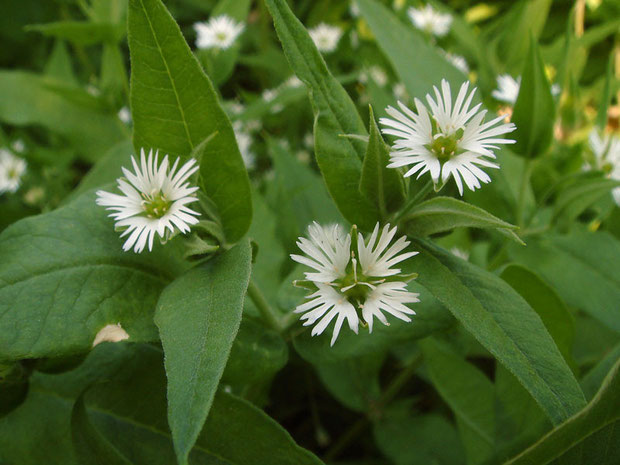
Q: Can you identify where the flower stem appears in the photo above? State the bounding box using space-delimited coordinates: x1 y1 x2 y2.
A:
247 279 283 333
516 159 533 228
392 179 434 224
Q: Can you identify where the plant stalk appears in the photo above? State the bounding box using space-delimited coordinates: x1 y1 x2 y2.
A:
247 280 283 333
393 179 434 224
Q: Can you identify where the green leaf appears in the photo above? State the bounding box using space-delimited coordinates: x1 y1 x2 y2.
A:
414 241 586 425
596 53 615 131
44 40 78 85
419 337 495 465
128 0 252 243
356 0 466 98
26 21 122 45
505 358 620 465
403 197 521 243
511 35 555 159
0 190 187 361
359 106 405 219
500 264 575 369
581 343 620 401
263 0 379 230
71 394 133 465
0 71 127 162
155 241 252 465
507 231 620 334
553 175 620 225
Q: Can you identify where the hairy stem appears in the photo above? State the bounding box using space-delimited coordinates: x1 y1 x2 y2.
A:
247 280 283 332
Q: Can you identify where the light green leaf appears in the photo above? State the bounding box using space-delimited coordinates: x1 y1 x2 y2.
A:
356 0 466 99
420 337 495 465
505 358 620 465
71 394 133 465
128 0 252 243
403 197 521 243
359 106 405 219
26 21 122 45
511 35 555 159
44 41 78 85
155 241 252 465
414 241 586 425
0 71 127 162
263 0 380 230
507 231 620 334
0 190 187 361
500 264 575 369
553 175 620 225
596 53 615 131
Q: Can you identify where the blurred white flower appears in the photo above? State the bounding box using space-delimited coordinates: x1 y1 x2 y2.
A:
450 246 469 260
118 106 132 124
492 74 520 104
262 88 278 102
0 149 27 194
445 53 469 74
380 79 516 195
361 66 388 87
309 23 343 53
393 83 408 101
194 15 244 50
285 75 303 88
233 122 256 170
291 222 419 345
96 149 200 253
228 101 245 115
408 5 452 37
92 323 129 347
11 139 25 153
350 1 361 17
588 129 620 205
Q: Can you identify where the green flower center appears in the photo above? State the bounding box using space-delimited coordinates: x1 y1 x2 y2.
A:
142 192 171 219
428 128 465 160
216 31 228 41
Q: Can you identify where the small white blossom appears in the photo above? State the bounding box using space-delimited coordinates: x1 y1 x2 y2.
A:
361 66 388 87
0 149 27 194
309 23 343 53
262 88 278 103
285 75 303 88
350 1 361 17
92 323 129 347
408 5 452 37
450 246 469 260
118 106 132 124
380 79 516 195
11 139 25 153
492 74 521 104
588 129 620 205
234 122 256 170
228 101 245 115
96 149 200 253
194 15 244 50
393 83 408 101
445 53 469 74
291 223 419 345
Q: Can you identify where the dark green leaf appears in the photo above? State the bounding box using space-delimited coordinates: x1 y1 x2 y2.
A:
263 0 379 230
511 35 555 158
596 53 615 131
155 241 252 465
26 21 122 45
553 175 620 224
414 241 585 425
128 0 252 243
359 106 405 218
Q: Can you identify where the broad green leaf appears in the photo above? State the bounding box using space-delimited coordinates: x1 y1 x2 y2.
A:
403 196 521 243
581 344 620 401
44 41 78 85
359 106 405 219
128 0 252 243
500 264 575 369
71 394 133 465
507 231 620 334
374 402 466 465
414 241 586 425
420 337 495 465
356 0 466 99
596 54 615 131
511 36 555 159
0 190 187 361
155 241 252 465
553 175 620 225
263 0 380 230
505 358 620 465
26 21 122 45
0 71 127 162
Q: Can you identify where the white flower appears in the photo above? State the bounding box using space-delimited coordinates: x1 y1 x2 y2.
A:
309 23 343 53
118 106 132 124
284 75 303 88
194 15 244 50
445 53 469 74
234 123 256 170
393 83 408 101
350 1 361 17
492 74 521 104
0 149 27 194
450 246 469 260
262 88 278 102
408 5 452 37
588 129 620 205
96 149 200 253
228 101 245 115
361 66 388 87
380 79 516 195
11 139 25 153
92 323 129 347
291 222 419 345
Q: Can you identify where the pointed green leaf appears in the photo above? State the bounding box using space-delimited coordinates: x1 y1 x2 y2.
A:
511 35 555 158
128 0 252 242
553 174 620 224
263 0 379 230
596 53 615 131
155 241 252 465
414 241 586 425
359 106 405 219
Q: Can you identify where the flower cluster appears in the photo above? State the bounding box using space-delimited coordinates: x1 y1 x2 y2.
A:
0 149 27 195
194 15 244 50
408 4 452 38
309 23 343 53
291 222 419 345
96 149 200 253
380 79 516 195
588 129 620 205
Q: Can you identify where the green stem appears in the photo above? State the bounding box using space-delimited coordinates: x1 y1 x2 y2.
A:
247 280 283 333
516 159 533 228
323 353 423 461
393 179 434 224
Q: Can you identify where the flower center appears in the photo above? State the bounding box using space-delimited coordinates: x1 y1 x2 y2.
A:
7 168 18 179
429 128 464 160
216 31 228 42
142 192 171 219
